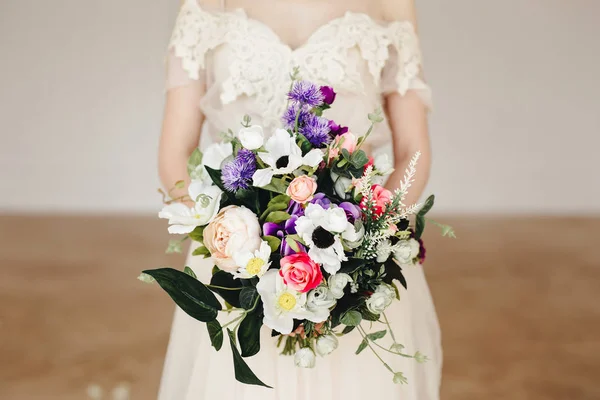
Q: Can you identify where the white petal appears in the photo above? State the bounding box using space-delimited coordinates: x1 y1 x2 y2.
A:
263 313 294 335
158 203 192 219
238 125 264 150
302 149 324 167
258 152 276 168
168 224 195 234
252 169 275 187
324 207 349 233
203 142 233 169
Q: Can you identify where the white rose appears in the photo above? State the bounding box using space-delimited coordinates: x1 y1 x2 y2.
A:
203 205 261 272
238 125 264 150
202 142 233 170
307 286 337 311
393 239 420 265
330 171 353 199
294 348 316 368
327 273 352 299
315 334 339 357
366 283 395 314
376 239 394 263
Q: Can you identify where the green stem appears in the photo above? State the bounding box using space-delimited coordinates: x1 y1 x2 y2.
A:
357 325 394 374
221 312 246 329
382 312 397 343
206 284 243 291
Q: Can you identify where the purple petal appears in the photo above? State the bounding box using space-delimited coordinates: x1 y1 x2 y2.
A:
340 202 362 223
263 222 283 237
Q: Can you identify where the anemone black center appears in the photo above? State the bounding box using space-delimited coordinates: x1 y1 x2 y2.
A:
312 226 335 249
276 156 289 169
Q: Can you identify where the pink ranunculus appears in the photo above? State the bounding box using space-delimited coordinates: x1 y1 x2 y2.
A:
279 253 323 293
361 184 393 217
286 175 318 204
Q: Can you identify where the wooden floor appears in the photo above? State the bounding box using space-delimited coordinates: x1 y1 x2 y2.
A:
1 215 599 400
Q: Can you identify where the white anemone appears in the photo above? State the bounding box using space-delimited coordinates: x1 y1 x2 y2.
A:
295 203 350 274
158 183 223 234
256 270 326 334
202 142 233 170
232 240 272 279
252 129 324 187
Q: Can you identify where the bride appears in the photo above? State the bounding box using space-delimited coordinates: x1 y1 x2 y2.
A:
157 0 441 398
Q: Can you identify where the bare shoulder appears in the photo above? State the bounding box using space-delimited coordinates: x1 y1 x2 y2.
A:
378 0 418 25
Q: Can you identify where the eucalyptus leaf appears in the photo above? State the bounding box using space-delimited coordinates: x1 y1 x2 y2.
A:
187 148 203 175
340 310 362 326
355 338 368 355
166 239 183 254
206 319 223 351
265 211 291 223
366 330 387 341
227 329 272 388
142 268 221 322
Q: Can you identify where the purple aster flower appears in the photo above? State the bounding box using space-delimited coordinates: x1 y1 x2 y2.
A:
328 120 349 137
339 202 362 223
319 86 337 105
282 104 310 129
300 113 331 148
221 149 256 192
288 80 324 107
310 193 331 209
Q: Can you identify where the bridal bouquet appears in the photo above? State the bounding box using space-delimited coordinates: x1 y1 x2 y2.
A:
140 77 452 388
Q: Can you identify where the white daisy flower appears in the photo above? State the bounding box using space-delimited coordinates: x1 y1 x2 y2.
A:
256 270 326 334
295 203 351 274
232 240 272 279
252 129 324 187
158 183 223 234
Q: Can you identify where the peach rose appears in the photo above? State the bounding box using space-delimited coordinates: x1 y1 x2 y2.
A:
286 175 318 203
203 205 262 272
279 252 323 293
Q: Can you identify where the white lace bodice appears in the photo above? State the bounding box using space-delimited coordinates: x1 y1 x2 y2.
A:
166 0 431 150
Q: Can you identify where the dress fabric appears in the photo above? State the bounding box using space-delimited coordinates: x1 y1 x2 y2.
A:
158 1 441 399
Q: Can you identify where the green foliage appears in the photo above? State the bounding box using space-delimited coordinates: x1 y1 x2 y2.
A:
262 235 282 252
355 338 368 355
209 270 243 308
192 245 211 258
183 266 197 279
142 268 221 322
265 211 291 223
339 257 368 274
187 148 203 176
239 287 259 310
166 239 183 254
262 178 288 194
382 259 407 290
206 320 223 351
238 309 262 357
189 226 205 242
227 329 272 388
204 166 227 192
414 195 435 240
341 310 362 326
367 330 387 341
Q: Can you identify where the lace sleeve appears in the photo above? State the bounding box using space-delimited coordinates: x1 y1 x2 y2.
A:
165 0 224 91
381 21 432 109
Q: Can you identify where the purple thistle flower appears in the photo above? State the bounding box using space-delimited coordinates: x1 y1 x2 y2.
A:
288 81 324 107
282 104 310 129
221 149 256 192
300 113 331 148
319 86 337 105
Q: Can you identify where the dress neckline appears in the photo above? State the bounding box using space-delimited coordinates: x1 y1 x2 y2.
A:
187 0 387 53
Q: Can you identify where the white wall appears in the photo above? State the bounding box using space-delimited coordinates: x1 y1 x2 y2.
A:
1 0 599 214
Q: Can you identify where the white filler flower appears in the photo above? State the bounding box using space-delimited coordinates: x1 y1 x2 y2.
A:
238 125 264 150
158 183 223 234
366 283 396 314
327 273 352 299
252 129 323 187
315 334 339 356
232 240 272 279
256 270 326 334
294 347 316 368
394 238 420 265
295 203 350 274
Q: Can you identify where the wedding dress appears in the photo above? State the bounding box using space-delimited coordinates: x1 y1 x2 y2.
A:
158 1 441 399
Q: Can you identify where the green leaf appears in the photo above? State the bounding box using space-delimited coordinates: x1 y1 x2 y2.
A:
268 194 291 207
341 148 351 160
206 320 223 351
137 272 155 284
361 308 381 322
341 310 362 326
262 235 281 252
239 287 259 310
414 215 425 240
209 271 243 308
418 195 435 217
166 239 183 254
296 133 313 155
238 310 262 357
189 226 205 242
341 325 356 335
383 259 407 290
192 246 211 258
285 237 302 253
355 338 368 355
367 330 387 341
285 234 305 245
262 178 288 194
368 107 384 124
339 258 368 274
187 148 203 175
351 150 369 168
142 268 221 322
183 266 197 279
265 211 291 223
227 329 272 388
204 166 227 192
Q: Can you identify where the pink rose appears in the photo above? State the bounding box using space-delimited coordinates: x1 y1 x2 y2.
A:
279 253 323 293
328 131 358 160
361 184 393 217
286 175 318 203
203 205 262 272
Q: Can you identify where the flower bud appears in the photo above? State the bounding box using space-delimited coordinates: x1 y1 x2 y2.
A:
294 347 316 368
315 334 339 356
